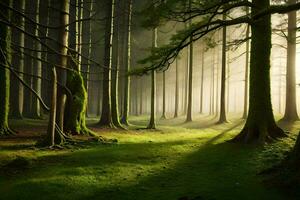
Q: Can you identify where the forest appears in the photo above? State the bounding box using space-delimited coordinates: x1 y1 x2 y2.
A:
1 0 300 199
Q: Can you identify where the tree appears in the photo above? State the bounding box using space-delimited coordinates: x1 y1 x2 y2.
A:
174 58 179 118
281 0 299 122
217 13 228 124
31 0 42 119
232 0 286 143
137 0 300 143
242 13 250 119
147 28 158 129
186 0 193 122
0 0 12 136
98 0 114 128
111 0 123 128
161 71 167 119
120 0 132 126
10 0 25 119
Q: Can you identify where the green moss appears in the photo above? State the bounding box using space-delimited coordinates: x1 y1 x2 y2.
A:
64 71 91 135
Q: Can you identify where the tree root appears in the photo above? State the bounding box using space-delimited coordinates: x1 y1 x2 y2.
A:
230 124 286 144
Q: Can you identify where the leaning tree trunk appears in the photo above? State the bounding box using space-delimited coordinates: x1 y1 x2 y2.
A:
10 0 25 119
98 0 114 127
217 13 228 124
147 28 158 129
281 0 299 122
0 0 12 136
232 0 285 144
120 0 132 126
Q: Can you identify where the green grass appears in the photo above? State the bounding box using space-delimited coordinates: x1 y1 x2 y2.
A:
0 115 299 200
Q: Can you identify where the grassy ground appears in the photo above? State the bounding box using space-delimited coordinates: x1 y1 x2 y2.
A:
0 114 299 200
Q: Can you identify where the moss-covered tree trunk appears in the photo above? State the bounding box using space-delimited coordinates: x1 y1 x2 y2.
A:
0 0 12 136
98 0 114 127
232 0 285 144
64 71 90 135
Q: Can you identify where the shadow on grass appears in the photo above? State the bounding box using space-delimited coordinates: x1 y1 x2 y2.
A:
0 124 288 200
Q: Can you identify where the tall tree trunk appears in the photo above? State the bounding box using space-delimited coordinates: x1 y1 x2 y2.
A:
161 71 166 119
281 0 299 122
10 0 25 119
82 1 93 116
147 28 157 129
23 0 34 117
242 21 250 119
120 0 132 126
0 0 12 136
199 49 204 114
217 13 228 124
186 0 193 122
55 0 69 135
232 0 285 144
98 0 114 127
174 58 179 118
111 0 123 128
31 0 42 118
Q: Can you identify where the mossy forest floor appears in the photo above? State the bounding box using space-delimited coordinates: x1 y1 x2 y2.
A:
0 114 299 200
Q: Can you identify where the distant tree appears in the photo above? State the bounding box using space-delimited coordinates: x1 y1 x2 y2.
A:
161 71 167 119
174 58 179 118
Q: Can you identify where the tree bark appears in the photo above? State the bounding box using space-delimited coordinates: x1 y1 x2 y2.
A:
217 13 228 124
232 0 285 144
98 0 114 127
147 28 157 129
31 0 42 119
0 0 12 136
